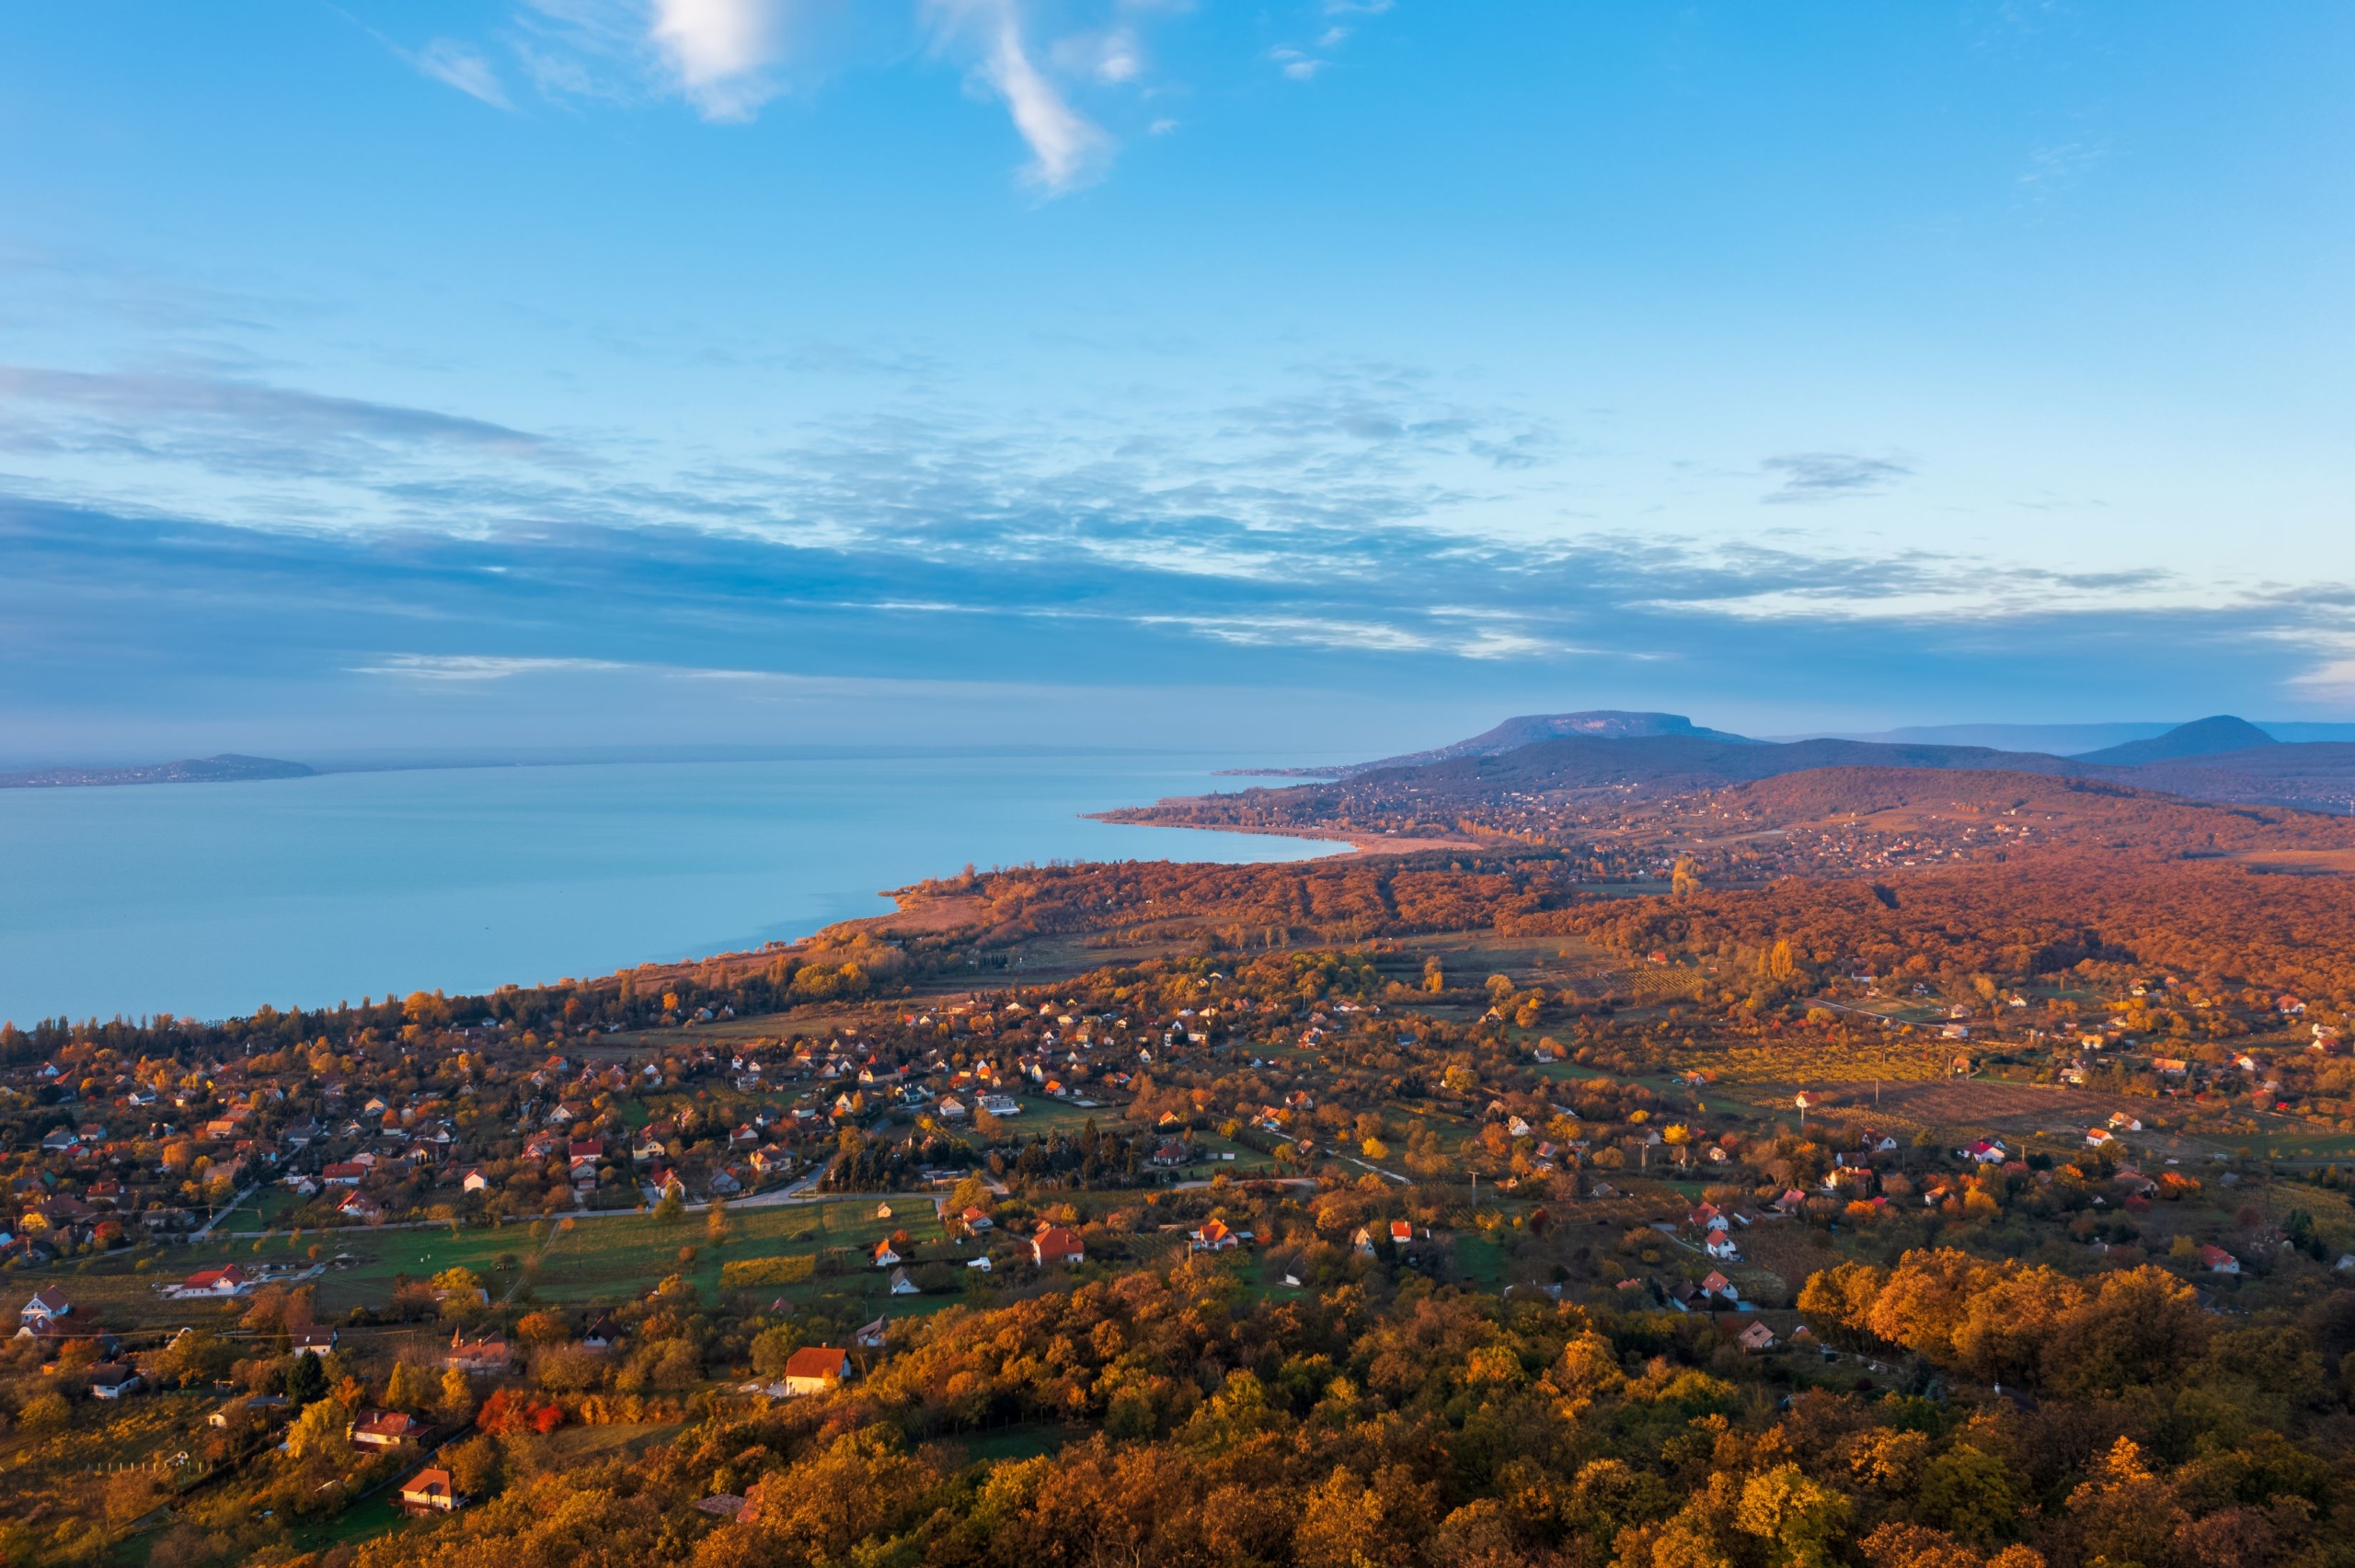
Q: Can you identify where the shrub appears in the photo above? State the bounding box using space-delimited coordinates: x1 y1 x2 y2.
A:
20 1391 70 1431
719 1254 817 1288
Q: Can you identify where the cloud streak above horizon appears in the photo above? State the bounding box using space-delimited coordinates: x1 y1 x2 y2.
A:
0 351 2336 680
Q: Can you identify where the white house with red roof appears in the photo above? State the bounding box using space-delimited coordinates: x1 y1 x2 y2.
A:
1030 1225 1085 1266
171 1265 250 1299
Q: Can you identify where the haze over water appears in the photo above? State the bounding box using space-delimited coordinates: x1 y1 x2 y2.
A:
0 751 1345 1025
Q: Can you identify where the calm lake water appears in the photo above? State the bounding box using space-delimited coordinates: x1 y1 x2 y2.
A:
0 750 1345 1024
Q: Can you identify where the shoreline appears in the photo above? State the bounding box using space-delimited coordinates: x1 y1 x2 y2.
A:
1082 809 1481 860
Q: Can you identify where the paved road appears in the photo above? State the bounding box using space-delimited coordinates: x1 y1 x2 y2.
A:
190 1184 261 1240
201 1176 952 1241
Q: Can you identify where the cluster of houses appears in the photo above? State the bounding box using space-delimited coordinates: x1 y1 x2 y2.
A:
4 970 1379 1259
867 1213 1086 1292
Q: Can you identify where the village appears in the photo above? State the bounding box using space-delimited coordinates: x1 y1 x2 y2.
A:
7 910 2355 1564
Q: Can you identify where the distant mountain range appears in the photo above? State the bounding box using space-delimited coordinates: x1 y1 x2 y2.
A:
1206 712 2355 816
1784 717 2355 753
0 754 316 789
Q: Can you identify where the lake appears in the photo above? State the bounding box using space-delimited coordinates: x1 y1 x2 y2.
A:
0 750 1345 1024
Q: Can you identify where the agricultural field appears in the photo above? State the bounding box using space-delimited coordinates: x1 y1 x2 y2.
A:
1672 1037 1958 1086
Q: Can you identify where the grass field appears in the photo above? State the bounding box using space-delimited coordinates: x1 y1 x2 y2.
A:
1676 1040 1959 1086
6 1193 974 1334
993 1096 1126 1138
950 1424 1079 1464
2215 1127 2355 1162
0 1387 215 1477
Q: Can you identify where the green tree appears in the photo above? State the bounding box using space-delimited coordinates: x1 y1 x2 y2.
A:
284 1348 329 1405
443 1434 502 1501
437 1365 477 1425
285 1397 352 1461
1915 1447 2026 1550
1737 1463 1851 1568
383 1360 431 1412
151 1329 233 1391
750 1324 804 1379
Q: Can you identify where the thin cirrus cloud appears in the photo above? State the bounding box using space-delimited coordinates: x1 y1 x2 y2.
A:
369 0 1219 196
924 0 1109 192
4 349 2338 711
0 365 553 498
1759 451 1914 504
349 655 629 681
329 6 518 110
408 38 516 109
0 366 546 454
6 491 2338 745
1269 2 1385 83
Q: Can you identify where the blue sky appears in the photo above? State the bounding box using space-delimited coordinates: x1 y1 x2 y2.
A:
2 2 2351 764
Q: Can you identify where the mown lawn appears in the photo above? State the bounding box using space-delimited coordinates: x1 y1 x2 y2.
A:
952 1424 1079 1465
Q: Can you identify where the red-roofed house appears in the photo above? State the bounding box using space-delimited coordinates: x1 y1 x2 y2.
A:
1031 1225 1085 1266
1189 1219 1239 1252
399 1468 463 1513
350 1409 430 1448
174 1265 249 1299
781 1345 852 1396
443 1331 511 1375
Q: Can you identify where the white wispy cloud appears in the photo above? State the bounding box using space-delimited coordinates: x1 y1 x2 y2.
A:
2289 658 2355 699
328 7 516 110
411 39 516 109
929 0 1111 193
1052 25 1143 85
353 1 1387 193
0 365 549 455
350 655 628 681
649 0 792 120
2019 139 2109 194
